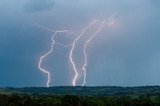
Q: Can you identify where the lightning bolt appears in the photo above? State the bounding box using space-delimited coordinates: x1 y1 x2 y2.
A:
38 25 76 87
70 20 97 86
37 17 115 87
82 20 106 86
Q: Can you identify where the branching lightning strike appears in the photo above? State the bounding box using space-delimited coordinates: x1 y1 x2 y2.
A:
82 20 106 86
70 20 97 86
38 26 76 87
38 18 115 87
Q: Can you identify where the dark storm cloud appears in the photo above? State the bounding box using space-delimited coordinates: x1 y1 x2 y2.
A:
23 0 55 12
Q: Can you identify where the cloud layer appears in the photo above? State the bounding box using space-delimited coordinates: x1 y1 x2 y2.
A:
0 0 160 87
23 0 54 12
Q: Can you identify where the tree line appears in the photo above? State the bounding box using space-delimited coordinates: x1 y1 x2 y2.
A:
1 94 160 106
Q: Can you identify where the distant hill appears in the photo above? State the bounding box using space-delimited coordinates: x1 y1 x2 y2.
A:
1 86 160 97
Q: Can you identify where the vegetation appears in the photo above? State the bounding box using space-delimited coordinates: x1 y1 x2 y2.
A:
1 86 160 106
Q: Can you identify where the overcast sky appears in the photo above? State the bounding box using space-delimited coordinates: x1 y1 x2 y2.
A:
0 0 160 87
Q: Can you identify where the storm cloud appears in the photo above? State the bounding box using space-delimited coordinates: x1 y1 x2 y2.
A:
23 0 55 12
0 0 160 87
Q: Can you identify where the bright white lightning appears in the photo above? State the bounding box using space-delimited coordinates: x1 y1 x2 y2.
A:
38 28 76 87
82 20 106 86
70 20 97 86
38 18 115 87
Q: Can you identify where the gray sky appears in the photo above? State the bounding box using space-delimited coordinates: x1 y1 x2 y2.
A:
0 0 160 87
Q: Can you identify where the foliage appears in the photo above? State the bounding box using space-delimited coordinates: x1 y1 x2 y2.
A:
1 86 160 106
0 94 160 106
